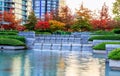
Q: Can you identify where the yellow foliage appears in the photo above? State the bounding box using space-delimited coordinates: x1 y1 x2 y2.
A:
49 20 65 31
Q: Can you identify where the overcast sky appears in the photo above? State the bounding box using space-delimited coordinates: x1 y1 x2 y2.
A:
66 0 115 15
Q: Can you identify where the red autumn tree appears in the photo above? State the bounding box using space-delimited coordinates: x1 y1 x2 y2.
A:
0 9 22 30
35 21 50 30
16 25 26 31
91 3 114 30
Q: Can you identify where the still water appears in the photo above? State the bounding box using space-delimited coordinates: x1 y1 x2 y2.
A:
0 50 120 76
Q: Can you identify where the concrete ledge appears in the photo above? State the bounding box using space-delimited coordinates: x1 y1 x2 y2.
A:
93 50 106 54
109 59 120 71
93 40 120 46
88 41 92 44
106 44 120 54
0 46 25 50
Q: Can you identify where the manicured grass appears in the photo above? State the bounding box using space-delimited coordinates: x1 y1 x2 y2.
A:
93 42 120 50
108 48 120 60
88 35 120 41
0 38 25 46
0 35 25 42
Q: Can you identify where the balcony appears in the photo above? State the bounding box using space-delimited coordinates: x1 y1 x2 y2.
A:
4 0 15 4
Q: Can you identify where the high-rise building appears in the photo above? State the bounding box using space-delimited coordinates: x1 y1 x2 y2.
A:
0 0 32 24
33 0 59 20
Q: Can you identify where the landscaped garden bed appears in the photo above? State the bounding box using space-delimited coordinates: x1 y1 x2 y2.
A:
88 35 120 41
0 38 26 50
93 42 120 54
108 48 120 70
92 40 120 46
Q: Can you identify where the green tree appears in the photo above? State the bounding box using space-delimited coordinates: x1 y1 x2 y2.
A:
24 11 37 30
113 0 120 21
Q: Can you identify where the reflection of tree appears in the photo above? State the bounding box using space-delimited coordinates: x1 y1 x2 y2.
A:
58 54 65 69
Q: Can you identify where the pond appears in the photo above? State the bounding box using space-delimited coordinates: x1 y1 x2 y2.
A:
0 50 120 76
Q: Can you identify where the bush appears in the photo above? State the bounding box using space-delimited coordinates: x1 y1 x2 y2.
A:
0 30 18 33
49 20 65 32
35 30 52 34
0 35 25 42
108 48 120 60
53 30 71 35
0 32 17 35
92 30 115 35
112 29 120 34
93 42 120 50
89 35 120 41
0 38 25 46
36 32 51 35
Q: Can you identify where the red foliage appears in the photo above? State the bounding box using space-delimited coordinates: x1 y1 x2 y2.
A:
91 3 114 30
16 25 26 31
35 21 50 30
91 19 115 30
44 12 53 21
0 9 21 30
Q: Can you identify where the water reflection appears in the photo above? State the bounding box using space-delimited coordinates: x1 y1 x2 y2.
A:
0 51 33 76
0 50 120 76
33 51 105 76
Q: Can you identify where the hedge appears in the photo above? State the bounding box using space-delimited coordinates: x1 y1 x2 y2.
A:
93 42 120 50
92 30 115 35
108 48 120 60
0 38 25 46
89 35 120 41
0 30 18 33
0 35 25 42
112 29 120 34
0 32 17 35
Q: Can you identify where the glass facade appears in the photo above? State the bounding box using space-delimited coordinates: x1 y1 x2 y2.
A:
33 0 59 19
0 0 32 24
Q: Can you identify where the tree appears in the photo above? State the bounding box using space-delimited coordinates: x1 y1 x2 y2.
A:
49 20 65 32
34 21 50 30
113 0 120 21
91 3 114 30
59 6 74 31
72 3 92 31
0 10 21 30
24 11 37 30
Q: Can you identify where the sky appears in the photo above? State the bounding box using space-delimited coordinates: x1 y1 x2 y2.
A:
66 0 115 16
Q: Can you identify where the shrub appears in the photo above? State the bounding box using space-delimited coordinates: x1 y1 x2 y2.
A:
35 21 50 30
53 30 71 35
49 20 65 32
93 42 120 50
0 30 18 33
0 32 17 35
112 29 120 34
89 35 120 41
0 38 25 46
0 35 25 42
108 48 120 60
92 30 115 35
35 32 51 35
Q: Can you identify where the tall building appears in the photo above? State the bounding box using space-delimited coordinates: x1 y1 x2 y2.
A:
33 0 59 20
0 0 32 24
